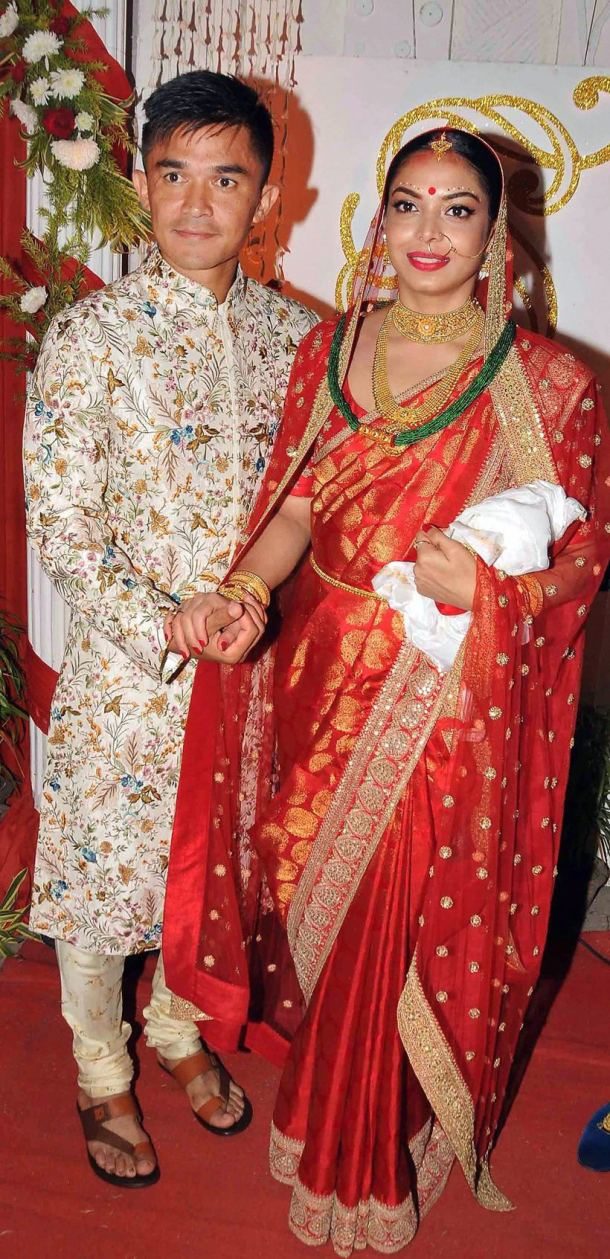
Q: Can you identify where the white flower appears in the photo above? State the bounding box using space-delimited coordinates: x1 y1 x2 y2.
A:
50 137 100 171
30 76 51 106
20 286 48 315
10 98 38 135
22 30 62 64
75 111 94 134
49 68 85 100
0 3 19 38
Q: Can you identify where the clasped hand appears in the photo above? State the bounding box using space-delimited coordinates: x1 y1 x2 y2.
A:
413 526 477 610
164 590 266 665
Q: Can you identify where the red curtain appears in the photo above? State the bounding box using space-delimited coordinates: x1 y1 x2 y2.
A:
0 112 37 904
0 115 27 632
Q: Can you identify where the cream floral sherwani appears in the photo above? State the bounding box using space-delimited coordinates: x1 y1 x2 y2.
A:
24 245 317 954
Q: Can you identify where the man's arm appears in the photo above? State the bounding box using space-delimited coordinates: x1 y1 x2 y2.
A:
167 494 312 660
23 309 178 679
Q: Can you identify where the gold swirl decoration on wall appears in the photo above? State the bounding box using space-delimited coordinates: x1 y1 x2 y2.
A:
336 76 610 335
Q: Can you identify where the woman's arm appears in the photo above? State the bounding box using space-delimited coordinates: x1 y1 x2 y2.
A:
235 494 312 590
166 494 312 661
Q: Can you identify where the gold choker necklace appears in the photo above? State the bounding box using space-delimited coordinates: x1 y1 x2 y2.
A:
391 297 482 344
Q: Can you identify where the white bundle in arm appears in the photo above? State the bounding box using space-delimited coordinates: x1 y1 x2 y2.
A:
372 480 586 674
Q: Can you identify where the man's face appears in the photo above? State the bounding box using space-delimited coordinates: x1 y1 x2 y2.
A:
133 124 278 288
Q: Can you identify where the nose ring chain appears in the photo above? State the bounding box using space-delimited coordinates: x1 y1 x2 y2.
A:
427 234 454 258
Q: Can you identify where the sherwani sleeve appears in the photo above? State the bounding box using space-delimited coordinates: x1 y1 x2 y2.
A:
23 309 178 680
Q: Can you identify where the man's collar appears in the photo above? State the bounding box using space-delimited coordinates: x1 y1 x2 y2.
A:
141 244 247 313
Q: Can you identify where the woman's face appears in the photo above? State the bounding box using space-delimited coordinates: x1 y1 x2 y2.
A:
384 149 495 307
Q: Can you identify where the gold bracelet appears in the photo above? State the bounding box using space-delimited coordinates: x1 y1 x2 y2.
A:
217 582 252 604
220 569 271 608
217 581 265 607
233 569 271 608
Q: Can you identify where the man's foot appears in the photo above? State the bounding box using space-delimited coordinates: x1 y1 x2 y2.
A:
77 1088 159 1185
158 1047 252 1134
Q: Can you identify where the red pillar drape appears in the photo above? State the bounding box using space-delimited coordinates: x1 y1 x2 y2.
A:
0 113 39 904
0 114 27 631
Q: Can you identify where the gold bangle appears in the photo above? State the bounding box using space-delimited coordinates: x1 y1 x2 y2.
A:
217 579 271 610
222 569 271 608
217 582 251 604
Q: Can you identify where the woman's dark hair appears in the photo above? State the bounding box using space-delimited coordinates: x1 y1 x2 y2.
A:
383 128 502 221
141 70 274 183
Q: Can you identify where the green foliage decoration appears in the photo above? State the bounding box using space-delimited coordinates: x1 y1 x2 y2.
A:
0 868 36 957
0 609 26 759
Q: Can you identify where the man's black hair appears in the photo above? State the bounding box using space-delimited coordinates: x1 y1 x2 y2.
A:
141 70 274 183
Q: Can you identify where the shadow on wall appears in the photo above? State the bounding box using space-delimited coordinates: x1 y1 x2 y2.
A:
242 78 333 320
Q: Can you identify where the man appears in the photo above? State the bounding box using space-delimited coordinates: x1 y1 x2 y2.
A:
23 69 317 1186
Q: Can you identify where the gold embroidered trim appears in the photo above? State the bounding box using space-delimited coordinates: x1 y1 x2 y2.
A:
489 345 557 485
464 431 508 509
289 1180 417 1256
168 994 212 1022
270 1118 455 1256
397 948 513 1213
484 199 509 354
287 646 457 1003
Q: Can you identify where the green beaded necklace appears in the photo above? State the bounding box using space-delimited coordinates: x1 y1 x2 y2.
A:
327 314 516 450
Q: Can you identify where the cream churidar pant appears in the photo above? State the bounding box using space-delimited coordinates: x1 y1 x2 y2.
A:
56 943 201 1097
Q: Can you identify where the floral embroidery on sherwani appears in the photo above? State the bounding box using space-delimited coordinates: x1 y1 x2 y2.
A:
23 245 318 954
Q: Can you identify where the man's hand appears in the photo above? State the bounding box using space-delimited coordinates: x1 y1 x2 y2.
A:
413 526 477 611
164 591 267 663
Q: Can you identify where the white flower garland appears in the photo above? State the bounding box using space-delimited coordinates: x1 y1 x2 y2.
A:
0 1 149 370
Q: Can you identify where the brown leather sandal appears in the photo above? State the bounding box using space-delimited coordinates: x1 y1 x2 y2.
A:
159 1047 253 1137
78 1092 160 1187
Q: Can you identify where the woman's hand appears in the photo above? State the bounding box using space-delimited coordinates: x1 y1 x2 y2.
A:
164 591 267 662
413 526 477 611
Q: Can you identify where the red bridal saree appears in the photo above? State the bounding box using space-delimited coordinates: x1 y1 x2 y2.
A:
164 146 610 1255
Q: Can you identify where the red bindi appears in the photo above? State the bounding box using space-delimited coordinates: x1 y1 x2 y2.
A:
428 186 437 194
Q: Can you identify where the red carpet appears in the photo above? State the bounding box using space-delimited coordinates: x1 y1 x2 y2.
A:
0 939 608 1259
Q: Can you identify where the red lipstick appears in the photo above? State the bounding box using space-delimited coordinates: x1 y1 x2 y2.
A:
407 251 450 271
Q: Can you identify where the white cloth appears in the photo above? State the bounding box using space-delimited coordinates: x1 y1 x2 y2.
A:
372 480 585 673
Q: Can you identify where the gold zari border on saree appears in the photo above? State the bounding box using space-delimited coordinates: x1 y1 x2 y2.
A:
288 643 461 1003
397 947 513 1213
489 345 557 486
270 1118 455 1256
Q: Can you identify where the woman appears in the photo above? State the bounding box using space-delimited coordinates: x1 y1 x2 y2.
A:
164 129 610 1253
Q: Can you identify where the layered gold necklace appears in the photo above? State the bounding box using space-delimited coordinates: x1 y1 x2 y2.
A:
371 298 485 435
391 296 481 343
